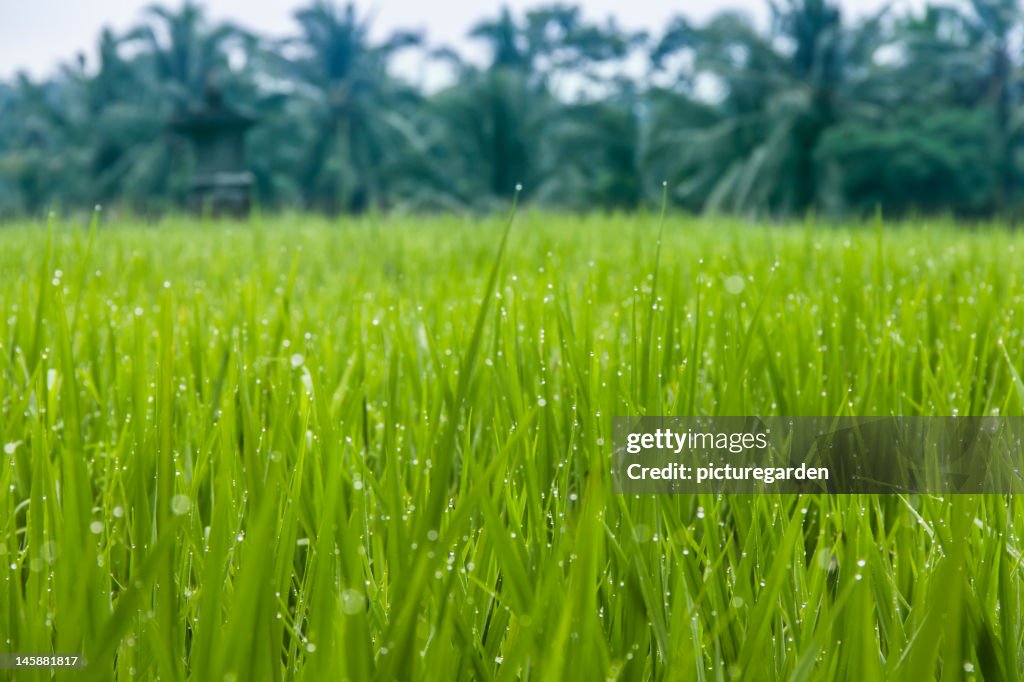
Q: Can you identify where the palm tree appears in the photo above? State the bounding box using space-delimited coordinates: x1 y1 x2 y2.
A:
126 2 253 113
895 0 1022 211
0 74 91 214
545 83 647 211
653 1 888 215
426 8 555 205
271 1 423 213
99 2 257 209
431 5 642 207
66 29 167 205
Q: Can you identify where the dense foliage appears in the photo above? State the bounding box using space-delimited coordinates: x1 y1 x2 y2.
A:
1 0 1023 218
3 214 1024 679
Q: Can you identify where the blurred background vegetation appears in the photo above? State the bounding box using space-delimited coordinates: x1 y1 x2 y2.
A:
1 0 1022 220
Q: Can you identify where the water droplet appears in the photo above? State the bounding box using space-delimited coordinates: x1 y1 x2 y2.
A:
39 541 57 565
341 589 366 615
724 275 745 295
171 495 191 515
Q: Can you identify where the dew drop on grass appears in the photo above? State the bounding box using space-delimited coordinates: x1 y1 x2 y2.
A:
306 643 316 653
171 495 192 515
40 541 57 565
290 353 305 368
341 589 366 615
89 521 104 534
3 441 19 455
724 275 745 295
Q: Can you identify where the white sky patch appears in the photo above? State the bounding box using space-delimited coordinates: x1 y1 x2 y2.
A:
2 0 930 82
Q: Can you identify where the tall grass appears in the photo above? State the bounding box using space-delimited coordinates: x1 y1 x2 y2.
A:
1 212 1023 680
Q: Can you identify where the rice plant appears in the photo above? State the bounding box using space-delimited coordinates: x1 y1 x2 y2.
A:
1 212 1023 680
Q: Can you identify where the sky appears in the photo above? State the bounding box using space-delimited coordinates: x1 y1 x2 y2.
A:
0 0 924 81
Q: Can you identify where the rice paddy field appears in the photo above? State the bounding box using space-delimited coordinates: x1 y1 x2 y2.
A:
3 212 1024 681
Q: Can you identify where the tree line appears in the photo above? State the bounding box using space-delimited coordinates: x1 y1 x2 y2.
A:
0 0 1020 219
